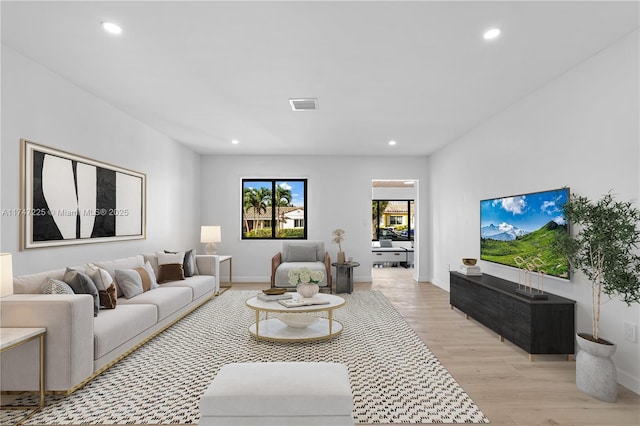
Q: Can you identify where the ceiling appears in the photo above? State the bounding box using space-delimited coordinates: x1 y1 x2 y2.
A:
1 1 638 157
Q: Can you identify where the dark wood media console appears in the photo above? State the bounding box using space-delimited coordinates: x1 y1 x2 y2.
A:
450 271 576 360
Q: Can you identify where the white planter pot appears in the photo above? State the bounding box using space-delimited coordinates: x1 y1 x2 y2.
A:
575 333 617 402
297 283 319 298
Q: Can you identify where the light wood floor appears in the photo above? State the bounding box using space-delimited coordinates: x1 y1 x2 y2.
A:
236 267 640 426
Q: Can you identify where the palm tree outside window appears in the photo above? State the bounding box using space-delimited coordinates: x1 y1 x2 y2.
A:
242 179 307 239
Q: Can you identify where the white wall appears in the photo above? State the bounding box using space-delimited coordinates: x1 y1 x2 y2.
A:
428 31 640 393
199 155 429 283
0 47 202 274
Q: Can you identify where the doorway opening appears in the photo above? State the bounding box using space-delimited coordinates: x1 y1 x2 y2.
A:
371 180 418 280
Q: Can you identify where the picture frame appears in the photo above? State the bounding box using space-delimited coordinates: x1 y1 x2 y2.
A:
20 139 146 249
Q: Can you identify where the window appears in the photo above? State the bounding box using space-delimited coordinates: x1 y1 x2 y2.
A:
372 200 414 241
389 216 403 225
242 179 307 239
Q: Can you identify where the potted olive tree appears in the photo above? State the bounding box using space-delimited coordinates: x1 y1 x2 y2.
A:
555 192 640 402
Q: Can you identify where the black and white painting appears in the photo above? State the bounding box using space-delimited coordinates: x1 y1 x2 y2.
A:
21 140 146 249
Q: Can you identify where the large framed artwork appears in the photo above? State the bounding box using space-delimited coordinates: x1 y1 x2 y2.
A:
21 139 146 249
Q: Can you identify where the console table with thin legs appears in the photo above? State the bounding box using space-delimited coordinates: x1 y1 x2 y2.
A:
215 255 232 293
0 327 46 424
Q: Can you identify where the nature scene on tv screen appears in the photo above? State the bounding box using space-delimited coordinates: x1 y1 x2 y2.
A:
480 188 569 279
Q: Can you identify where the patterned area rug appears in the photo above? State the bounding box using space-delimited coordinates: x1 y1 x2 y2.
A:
2 290 489 424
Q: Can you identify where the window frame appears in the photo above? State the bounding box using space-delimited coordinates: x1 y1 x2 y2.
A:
372 199 414 241
242 178 308 240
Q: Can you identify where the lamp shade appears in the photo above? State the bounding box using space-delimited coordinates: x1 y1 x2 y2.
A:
200 226 221 243
1 253 14 297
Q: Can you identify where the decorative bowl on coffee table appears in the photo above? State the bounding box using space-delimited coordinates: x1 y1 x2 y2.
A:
279 314 318 328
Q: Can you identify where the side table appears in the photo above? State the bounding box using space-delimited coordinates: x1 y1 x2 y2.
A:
332 261 359 294
0 327 46 423
215 255 232 294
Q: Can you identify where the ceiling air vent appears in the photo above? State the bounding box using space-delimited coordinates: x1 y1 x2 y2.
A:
289 98 318 111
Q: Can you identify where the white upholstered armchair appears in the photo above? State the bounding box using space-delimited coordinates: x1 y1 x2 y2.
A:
271 240 332 292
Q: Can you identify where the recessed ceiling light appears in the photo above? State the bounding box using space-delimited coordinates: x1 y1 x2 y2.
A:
231 139 239 145
388 140 397 146
483 28 501 40
102 22 122 35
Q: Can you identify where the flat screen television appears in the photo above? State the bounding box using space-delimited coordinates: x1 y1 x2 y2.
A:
480 187 570 279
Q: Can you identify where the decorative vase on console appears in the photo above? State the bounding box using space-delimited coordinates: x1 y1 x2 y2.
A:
332 228 346 264
289 267 324 298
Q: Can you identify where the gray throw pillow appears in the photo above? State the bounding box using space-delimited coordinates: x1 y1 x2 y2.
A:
63 268 100 317
41 278 74 295
288 245 318 262
114 269 144 298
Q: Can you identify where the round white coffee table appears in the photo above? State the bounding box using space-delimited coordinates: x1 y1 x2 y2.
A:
246 293 345 342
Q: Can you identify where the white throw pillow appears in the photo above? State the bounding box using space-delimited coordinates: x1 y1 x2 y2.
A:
156 251 185 266
85 263 115 292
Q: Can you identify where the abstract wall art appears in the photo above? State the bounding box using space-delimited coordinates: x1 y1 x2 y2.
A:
21 140 146 249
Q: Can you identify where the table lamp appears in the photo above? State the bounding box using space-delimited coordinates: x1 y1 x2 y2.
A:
1 253 14 297
200 226 221 255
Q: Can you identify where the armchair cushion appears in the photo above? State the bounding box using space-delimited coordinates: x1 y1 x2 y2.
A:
282 241 324 262
286 245 318 262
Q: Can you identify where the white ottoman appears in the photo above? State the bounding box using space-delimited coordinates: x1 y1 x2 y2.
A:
199 362 353 425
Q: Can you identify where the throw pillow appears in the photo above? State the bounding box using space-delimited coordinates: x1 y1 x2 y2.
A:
156 251 185 266
156 251 185 282
99 283 117 308
165 249 198 277
114 261 159 299
288 245 318 262
63 268 100 317
41 278 74 295
157 263 185 283
85 263 118 309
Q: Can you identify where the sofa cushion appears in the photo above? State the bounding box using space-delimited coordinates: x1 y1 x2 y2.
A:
63 268 100 317
94 256 145 294
14 268 67 294
274 262 328 288
114 262 159 299
117 287 193 321
41 278 74 295
161 275 215 301
142 253 160 276
93 304 158 360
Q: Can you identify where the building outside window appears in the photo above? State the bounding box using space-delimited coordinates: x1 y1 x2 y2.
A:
372 200 414 241
242 179 307 239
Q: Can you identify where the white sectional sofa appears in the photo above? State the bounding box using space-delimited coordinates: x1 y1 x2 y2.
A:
0 253 219 394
